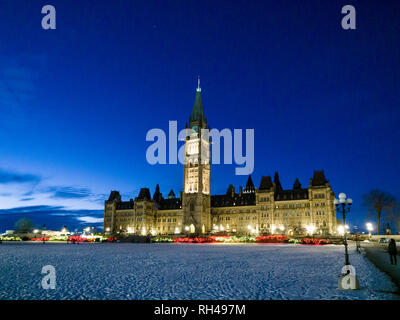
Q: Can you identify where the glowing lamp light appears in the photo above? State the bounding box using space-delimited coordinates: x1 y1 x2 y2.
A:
247 225 252 230
366 223 373 232
33 229 39 233
306 225 316 234
337 225 345 235
279 225 285 231
175 227 180 234
106 227 110 232
184 226 190 231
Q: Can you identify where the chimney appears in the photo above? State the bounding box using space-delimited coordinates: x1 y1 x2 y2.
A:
239 186 243 196
231 187 235 198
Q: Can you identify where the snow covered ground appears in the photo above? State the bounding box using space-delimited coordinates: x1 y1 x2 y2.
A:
0 242 398 300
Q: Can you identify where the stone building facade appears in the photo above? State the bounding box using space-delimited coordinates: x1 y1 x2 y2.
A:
103 84 338 236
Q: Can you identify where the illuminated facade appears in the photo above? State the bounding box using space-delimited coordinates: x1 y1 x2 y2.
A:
103 83 338 236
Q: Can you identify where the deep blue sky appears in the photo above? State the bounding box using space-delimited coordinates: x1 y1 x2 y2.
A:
0 0 399 233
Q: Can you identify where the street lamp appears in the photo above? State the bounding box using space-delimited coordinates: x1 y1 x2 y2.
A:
306 225 315 236
334 193 353 265
366 222 373 239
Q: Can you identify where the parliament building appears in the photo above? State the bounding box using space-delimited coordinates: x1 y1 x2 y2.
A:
103 84 338 236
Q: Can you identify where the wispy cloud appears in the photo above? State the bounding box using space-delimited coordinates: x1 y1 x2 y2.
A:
20 197 35 201
0 205 104 232
0 168 41 184
76 216 104 224
46 186 92 199
0 166 107 209
0 53 48 126
0 166 107 231
0 205 64 214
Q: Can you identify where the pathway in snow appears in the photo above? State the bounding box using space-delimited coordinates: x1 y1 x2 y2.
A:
363 242 400 290
0 242 398 300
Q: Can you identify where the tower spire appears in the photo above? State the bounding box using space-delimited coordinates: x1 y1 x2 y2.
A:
190 76 206 127
197 76 201 92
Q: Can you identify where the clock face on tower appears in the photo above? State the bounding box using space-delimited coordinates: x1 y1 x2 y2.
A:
192 125 199 133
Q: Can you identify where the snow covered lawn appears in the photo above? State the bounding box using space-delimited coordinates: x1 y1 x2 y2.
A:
0 242 398 300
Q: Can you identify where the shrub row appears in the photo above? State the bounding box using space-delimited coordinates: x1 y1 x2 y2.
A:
171 235 330 245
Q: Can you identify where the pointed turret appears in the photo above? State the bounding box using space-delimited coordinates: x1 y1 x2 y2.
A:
244 175 255 193
168 189 176 199
107 191 121 202
226 184 235 197
293 178 301 190
152 184 163 202
311 170 329 186
259 176 273 190
189 77 206 128
274 172 283 192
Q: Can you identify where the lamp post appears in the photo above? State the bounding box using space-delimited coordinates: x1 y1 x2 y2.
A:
354 226 361 254
334 193 352 265
366 222 373 240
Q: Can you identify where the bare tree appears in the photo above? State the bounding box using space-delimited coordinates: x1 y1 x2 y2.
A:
362 190 396 235
386 202 400 233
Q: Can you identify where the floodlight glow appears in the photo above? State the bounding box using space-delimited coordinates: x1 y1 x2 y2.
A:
306 225 315 234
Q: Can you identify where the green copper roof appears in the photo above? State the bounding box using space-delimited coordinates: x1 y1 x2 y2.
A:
190 90 206 124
